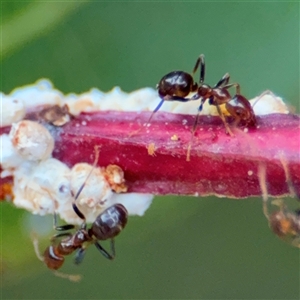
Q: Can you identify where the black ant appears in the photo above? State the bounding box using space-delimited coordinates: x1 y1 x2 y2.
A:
33 147 128 281
258 155 300 248
139 54 257 161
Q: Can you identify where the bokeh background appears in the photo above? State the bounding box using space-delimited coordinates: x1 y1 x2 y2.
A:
1 2 299 299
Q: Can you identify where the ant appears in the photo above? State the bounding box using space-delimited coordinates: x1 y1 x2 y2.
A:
33 147 128 281
258 155 300 248
139 54 257 161
266 201 300 248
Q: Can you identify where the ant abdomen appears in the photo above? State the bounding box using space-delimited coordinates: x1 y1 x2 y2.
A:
226 94 257 127
44 245 65 270
90 204 128 240
157 71 198 99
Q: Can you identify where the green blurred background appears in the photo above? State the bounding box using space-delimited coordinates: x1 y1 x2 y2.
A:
1 2 299 299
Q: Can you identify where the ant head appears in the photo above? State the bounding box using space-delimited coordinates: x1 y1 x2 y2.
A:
157 71 196 99
90 204 128 240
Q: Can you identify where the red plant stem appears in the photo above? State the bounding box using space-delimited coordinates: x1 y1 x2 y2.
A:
1 110 300 198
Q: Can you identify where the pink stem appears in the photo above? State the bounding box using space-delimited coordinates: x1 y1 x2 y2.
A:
1 110 300 198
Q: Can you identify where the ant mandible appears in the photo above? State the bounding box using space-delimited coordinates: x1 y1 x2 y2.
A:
143 54 257 161
33 147 128 281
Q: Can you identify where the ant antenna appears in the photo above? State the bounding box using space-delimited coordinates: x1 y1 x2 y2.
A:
72 145 101 221
73 145 101 200
145 99 165 126
129 99 165 137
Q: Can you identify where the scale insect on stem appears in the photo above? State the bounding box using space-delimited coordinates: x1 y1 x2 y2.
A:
33 146 128 281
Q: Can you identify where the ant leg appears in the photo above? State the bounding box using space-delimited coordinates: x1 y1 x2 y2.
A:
74 247 86 265
214 73 230 88
252 90 278 108
168 95 199 102
186 97 206 161
231 115 242 128
192 54 205 84
53 212 75 231
51 232 73 242
50 214 74 242
215 102 234 136
94 239 115 260
110 238 116 257
222 82 241 95
278 152 297 198
218 82 243 130
72 202 86 221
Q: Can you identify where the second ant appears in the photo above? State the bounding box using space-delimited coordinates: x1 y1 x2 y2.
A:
258 155 300 248
33 147 128 281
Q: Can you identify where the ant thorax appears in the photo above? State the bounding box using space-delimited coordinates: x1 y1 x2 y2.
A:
58 229 91 254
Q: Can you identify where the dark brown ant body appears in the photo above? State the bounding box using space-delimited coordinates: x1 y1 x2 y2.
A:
156 54 256 134
33 147 128 281
147 54 257 160
43 203 128 271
